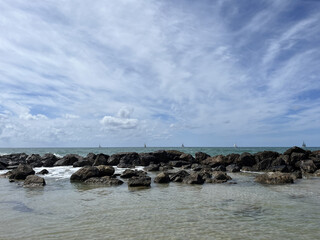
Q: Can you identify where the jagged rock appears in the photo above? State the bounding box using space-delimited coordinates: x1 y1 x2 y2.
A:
226 164 241 172
120 169 146 178
289 152 308 167
159 165 174 171
108 152 140 166
128 176 151 187
9 164 35 180
0 162 5 170
70 166 100 181
170 170 190 182
96 165 115 176
210 171 232 183
139 153 156 166
237 153 256 167
195 152 210 163
212 165 226 172
299 160 317 173
284 146 306 155
84 176 123 186
154 172 170 183
254 151 279 162
24 175 46 187
179 154 195 163
54 154 82 166
255 172 294 184
144 163 160 172
201 155 228 167
26 154 42 167
37 169 49 175
268 165 289 172
226 153 240 165
2 153 28 166
92 154 109 166
168 161 189 167
73 160 92 167
166 150 185 161
42 154 59 167
183 172 204 184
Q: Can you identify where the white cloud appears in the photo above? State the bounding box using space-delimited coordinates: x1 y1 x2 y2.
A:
100 116 138 130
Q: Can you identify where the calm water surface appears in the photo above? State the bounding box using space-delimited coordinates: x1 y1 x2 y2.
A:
0 147 320 240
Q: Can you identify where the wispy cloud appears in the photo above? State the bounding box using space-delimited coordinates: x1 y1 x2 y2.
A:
0 0 319 147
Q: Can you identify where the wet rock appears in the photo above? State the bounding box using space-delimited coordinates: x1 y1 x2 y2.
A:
24 175 46 187
201 155 228 167
255 172 294 184
144 163 160 172
93 154 109 166
237 153 256 167
96 165 115 176
314 169 320 177
226 153 240 165
226 164 241 172
291 171 302 179
0 162 5 170
254 151 279 162
120 169 146 178
2 153 28 166
26 154 42 167
268 165 289 173
128 176 151 187
154 172 170 183
252 159 274 171
42 154 59 167
183 172 205 184
9 164 35 180
284 146 306 155
108 152 140 166
37 169 49 175
166 150 185 161
54 154 82 166
289 152 308 167
86 152 97 162
73 160 92 167
168 161 189 167
138 153 156 166
0 171 12 178
84 176 123 186
210 171 232 183
159 165 174 171
70 166 100 182
299 160 317 173
212 165 226 172
195 152 210 163
179 154 195 163
170 170 190 182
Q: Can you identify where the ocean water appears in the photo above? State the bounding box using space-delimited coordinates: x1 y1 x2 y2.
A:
0 147 320 240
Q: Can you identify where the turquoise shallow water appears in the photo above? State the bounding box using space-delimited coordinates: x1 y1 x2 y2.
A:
1 147 320 240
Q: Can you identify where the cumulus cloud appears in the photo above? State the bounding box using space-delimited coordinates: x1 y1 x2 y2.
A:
100 116 138 130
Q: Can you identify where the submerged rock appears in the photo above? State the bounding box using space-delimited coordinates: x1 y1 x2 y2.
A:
9 164 35 180
208 171 232 183
170 170 190 182
154 172 170 183
84 176 123 186
96 165 115 176
24 175 46 187
37 169 49 175
183 172 205 184
255 172 294 184
128 176 151 187
120 169 146 178
70 166 100 182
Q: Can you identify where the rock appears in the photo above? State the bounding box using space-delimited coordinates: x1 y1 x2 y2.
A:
299 160 317 173
9 164 35 180
0 171 12 178
0 162 5 170
2 153 28 166
86 152 97 162
108 152 140 166
291 171 302 179
255 172 294 184
237 153 256 167
24 175 46 187
37 169 49 175
314 169 320 177
120 169 146 178
26 154 42 167
168 161 189 167
226 153 240 165
154 172 170 183
128 176 151 187
268 165 289 173
252 159 274 171
179 154 195 163
212 165 226 172
166 150 185 161
42 154 59 167
201 155 228 167
84 176 123 186
183 172 205 184
149 150 169 163
195 152 210 163
138 153 156 166
159 165 174 171
210 171 232 183
93 154 109 166
96 165 115 176
144 163 160 172
198 168 212 180
70 166 100 182
254 151 280 162
289 152 308 167
73 160 92 167
226 164 241 172
54 154 82 166
170 170 190 182
284 146 306 155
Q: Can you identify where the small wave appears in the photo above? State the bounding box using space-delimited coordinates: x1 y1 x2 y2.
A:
53 153 63 158
0 152 8 156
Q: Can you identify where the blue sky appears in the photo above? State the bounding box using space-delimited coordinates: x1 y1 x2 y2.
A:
0 0 320 147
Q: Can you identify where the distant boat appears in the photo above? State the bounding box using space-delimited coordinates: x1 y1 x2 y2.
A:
302 141 306 148
144 143 146 148
234 144 238 148
181 144 185 148
98 144 102 148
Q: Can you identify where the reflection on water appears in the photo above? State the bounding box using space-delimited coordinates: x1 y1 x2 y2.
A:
0 171 320 240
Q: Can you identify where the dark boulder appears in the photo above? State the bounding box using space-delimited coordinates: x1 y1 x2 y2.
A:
268 165 289 173
3 153 28 166
195 152 210 163
138 153 156 166
108 152 140 166
201 155 228 167
166 150 185 161
70 166 100 182
159 165 174 171
96 165 115 176
9 164 35 180
92 153 109 166
84 176 123 186
226 164 241 172
284 146 306 156
170 170 190 182
37 169 49 175
254 151 279 162
210 171 232 183
226 153 240 165
54 154 82 166
154 172 170 183
212 165 226 172
179 154 195 163
0 162 5 170
168 161 190 167
289 152 308 167
120 169 146 178
73 159 92 167
255 172 294 184
237 153 256 167
42 154 59 167
183 172 205 184
252 159 274 171
144 163 160 172
26 154 42 167
24 175 46 187
128 176 151 187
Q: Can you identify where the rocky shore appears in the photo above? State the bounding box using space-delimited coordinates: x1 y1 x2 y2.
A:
1 146 320 188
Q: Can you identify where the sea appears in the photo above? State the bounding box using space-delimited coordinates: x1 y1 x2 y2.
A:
0 147 320 240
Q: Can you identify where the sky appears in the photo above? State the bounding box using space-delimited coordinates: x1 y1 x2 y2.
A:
0 0 320 147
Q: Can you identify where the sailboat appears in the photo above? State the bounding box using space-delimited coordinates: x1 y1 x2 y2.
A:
181 144 185 148
144 143 146 148
234 144 238 148
302 141 306 148
98 144 102 148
